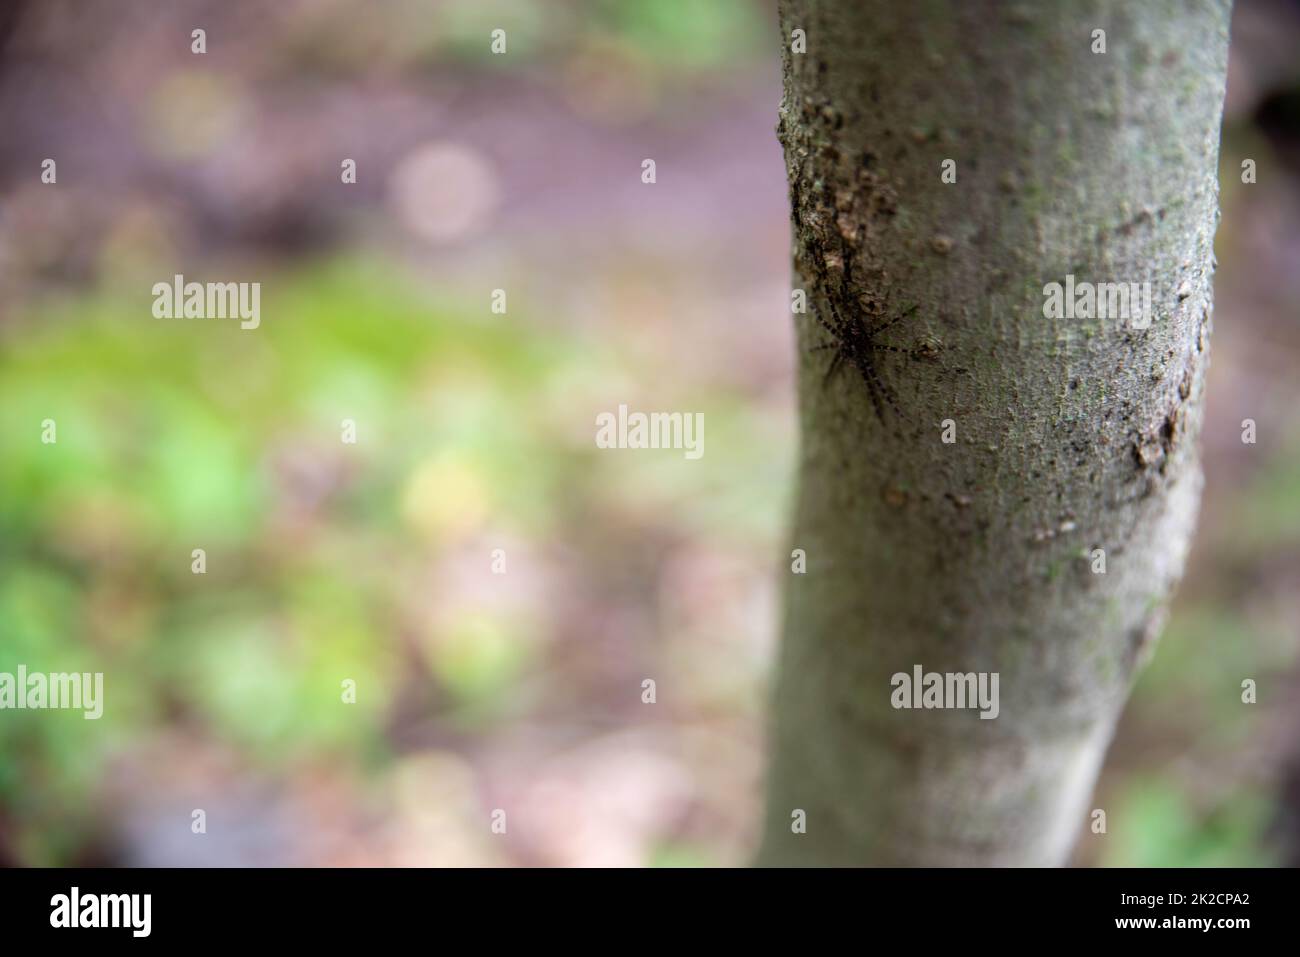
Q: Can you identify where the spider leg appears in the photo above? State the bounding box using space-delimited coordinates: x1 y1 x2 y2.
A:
801 235 852 340
861 360 903 419
878 375 904 418
869 343 910 355
802 278 848 341
862 365 889 423
870 302 918 335
810 307 844 341
822 350 845 385
824 294 856 339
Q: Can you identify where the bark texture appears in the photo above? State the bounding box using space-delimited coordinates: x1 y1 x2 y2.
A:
759 0 1231 866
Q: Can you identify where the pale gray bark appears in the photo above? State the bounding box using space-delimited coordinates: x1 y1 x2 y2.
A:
759 0 1231 866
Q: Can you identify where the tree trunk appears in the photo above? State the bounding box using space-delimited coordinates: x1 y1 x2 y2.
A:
758 0 1232 866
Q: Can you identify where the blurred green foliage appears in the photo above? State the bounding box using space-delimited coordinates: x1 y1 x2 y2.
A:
0 256 786 863
282 0 767 77
1102 780 1277 867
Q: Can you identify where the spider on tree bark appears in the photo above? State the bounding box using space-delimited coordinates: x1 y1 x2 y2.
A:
810 285 920 426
